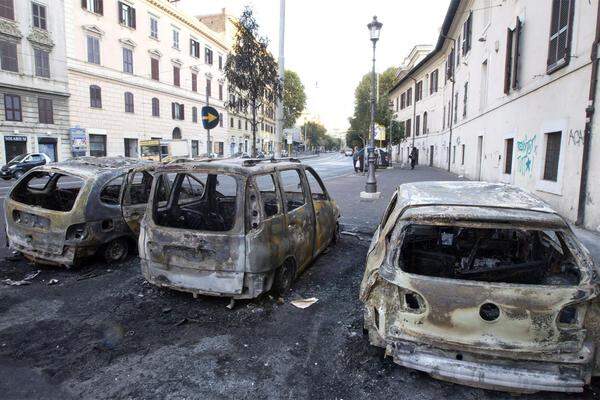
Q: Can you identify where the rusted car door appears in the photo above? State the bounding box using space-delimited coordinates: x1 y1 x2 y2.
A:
277 168 315 272
305 167 335 255
121 169 154 235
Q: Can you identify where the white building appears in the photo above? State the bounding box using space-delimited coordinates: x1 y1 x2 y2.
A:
0 0 70 164
390 0 600 231
64 0 232 158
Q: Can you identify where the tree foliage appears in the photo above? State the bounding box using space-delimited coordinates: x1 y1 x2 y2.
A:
283 70 306 128
224 7 282 156
346 66 399 148
303 121 338 151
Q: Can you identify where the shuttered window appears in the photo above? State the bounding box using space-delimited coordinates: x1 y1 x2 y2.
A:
124 92 134 113
504 18 522 94
190 39 200 58
429 69 438 94
406 119 412 137
504 138 514 174
122 47 133 74
547 0 575 73
400 93 406 109
462 12 472 55
415 115 420 136
415 81 423 102
543 132 562 181
423 112 428 134
151 58 159 81
90 85 102 108
151 97 160 117
0 40 17 72
191 72 197 92
463 82 468 118
87 35 100 64
0 0 14 20
406 88 412 106
173 66 180 87
34 48 50 77
446 49 454 81
82 0 103 15
38 98 53 124
118 2 136 29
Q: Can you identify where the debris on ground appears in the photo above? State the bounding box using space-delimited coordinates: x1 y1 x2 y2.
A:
226 298 235 310
47 279 59 285
5 250 23 262
291 297 319 309
174 317 199 327
2 270 40 286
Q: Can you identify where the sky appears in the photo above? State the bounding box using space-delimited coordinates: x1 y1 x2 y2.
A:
178 0 449 135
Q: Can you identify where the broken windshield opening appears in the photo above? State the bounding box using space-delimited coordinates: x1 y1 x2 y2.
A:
397 224 580 285
153 172 237 231
10 171 85 212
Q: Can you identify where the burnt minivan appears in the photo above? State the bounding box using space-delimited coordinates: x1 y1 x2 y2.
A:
123 158 340 299
5 157 153 267
360 181 600 393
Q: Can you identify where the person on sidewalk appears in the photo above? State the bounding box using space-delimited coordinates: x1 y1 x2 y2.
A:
409 147 418 170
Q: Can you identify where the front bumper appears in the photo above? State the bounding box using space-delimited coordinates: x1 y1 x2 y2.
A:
0 169 12 178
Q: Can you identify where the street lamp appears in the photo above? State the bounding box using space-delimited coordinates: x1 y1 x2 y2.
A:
362 15 382 198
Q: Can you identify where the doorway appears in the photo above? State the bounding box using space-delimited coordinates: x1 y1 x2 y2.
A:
429 145 434 167
4 135 28 163
124 138 138 158
476 135 483 180
38 137 58 161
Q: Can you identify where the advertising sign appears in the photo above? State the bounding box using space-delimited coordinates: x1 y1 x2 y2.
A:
69 127 87 157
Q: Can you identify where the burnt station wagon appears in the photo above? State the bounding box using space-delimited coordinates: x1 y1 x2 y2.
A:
360 181 600 393
5 157 152 267
122 158 340 299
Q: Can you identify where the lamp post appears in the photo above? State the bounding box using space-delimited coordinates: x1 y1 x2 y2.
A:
205 72 213 157
362 15 382 198
441 34 456 172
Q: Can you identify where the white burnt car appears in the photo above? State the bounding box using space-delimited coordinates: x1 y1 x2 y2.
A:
360 181 600 393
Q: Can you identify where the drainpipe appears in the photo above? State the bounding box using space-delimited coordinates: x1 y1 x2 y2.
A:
442 35 456 172
576 2 600 226
409 77 417 150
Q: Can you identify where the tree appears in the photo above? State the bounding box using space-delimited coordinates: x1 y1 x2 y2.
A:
346 66 398 149
303 121 337 151
225 7 282 157
283 70 306 129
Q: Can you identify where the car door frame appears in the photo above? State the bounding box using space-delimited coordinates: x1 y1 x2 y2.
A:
120 166 156 235
304 166 336 256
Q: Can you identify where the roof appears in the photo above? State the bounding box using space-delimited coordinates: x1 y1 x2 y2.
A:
398 181 557 214
389 0 461 95
153 157 304 175
39 157 152 179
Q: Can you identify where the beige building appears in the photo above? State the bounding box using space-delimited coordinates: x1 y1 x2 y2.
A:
390 0 600 232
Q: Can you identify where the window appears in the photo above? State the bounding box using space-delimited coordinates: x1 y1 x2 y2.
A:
34 48 50 77
151 58 159 80
400 93 406 109
122 47 133 74
38 98 53 124
171 102 184 120
423 112 428 134
461 144 465 165
172 29 179 49
173 66 180 87
504 18 522 94
150 16 158 39
447 101 451 127
0 0 14 19
124 138 138 158
429 69 438 94
255 174 281 218
463 81 468 118
415 81 423 102
238 119 241 129
218 54 223 70
192 106 198 123
0 40 17 72
406 118 412 136
206 79 212 97
90 85 102 108
151 97 159 117
118 2 136 29
32 3 47 30
548 0 575 72
4 94 21 121
82 0 103 15
453 93 458 123
191 72 197 92
543 132 562 181
191 140 198 157
446 49 454 81
415 115 421 136
504 138 514 174
230 117 233 128
124 92 134 113
89 134 107 157
219 84 223 101
219 113 223 127
456 34 461 66
280 169 306 212
462 11 472 55
190 38 200 58
406 88 412 106
205 47 213 65
87 35 100 64
442 105 446 130
100 175 124 205
452 145 456 163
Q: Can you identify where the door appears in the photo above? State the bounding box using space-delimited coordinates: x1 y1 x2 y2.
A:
305 167 336 255
38 138 57 161
121 168 154 234
476 135 483 180
278 168 315 271
429 145 434 166
4 136 27 162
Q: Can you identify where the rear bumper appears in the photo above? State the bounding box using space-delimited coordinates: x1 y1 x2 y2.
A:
9 238 95 267
141 259 272 299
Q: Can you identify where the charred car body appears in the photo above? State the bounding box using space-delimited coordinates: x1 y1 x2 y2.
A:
360 181 600 393
123 158 340 299
5 157 153 267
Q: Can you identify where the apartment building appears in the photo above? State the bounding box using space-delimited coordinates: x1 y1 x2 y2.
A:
65 0 231 158
390 0 600 231
0 0 70 164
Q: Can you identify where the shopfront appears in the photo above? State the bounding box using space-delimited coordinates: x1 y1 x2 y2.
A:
4 135 28 163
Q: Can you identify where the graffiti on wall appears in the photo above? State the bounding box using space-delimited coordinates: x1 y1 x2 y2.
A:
568 129 583 146
516 134 537 176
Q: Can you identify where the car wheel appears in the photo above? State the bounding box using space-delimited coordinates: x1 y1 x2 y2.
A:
13 170 23 179
103 238 129 263
272 259 295 296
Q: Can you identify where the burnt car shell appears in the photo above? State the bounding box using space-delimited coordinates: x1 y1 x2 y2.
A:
4 157 153 267
130 158 340 299
360 181 600 393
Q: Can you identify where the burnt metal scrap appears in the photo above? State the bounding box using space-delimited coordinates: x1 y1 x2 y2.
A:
360 181 600 393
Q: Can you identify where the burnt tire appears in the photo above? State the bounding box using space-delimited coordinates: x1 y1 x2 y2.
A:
103 238 129 263
272 259 295 296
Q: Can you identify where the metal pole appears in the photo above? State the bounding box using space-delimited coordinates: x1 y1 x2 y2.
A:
275 0 285 158
365 40 378 193
206 90 211 156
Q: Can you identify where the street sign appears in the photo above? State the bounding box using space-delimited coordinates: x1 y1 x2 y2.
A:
375 124 386 141
201 106 220 130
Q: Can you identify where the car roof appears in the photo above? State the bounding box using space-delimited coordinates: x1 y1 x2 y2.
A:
152 158 305 176
35 157 153 179
398 181 556 214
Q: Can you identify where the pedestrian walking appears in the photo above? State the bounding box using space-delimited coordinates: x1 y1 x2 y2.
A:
353 146 360 173
409 147 418 170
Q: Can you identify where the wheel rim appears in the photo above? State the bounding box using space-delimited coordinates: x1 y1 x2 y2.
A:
106 240 126 261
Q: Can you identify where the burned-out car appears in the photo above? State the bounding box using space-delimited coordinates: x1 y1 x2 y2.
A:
360 181 600 393
5 157 153 267
122 158 340 299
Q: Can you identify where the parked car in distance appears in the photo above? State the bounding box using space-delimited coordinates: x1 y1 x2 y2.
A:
1 153 51 180
122 158 340 299
375 148 390 168
5 157 154 267
360 181 599 394
344 149 353 157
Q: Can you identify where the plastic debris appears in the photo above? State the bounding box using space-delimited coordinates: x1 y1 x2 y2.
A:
2 270 40 286
291 297 319 309
47 279 59 285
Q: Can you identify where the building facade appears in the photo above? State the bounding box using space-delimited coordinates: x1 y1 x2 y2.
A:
0 0 70 164
390 0 600 231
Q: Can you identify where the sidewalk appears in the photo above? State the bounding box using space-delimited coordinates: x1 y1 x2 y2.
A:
330 164 600 265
